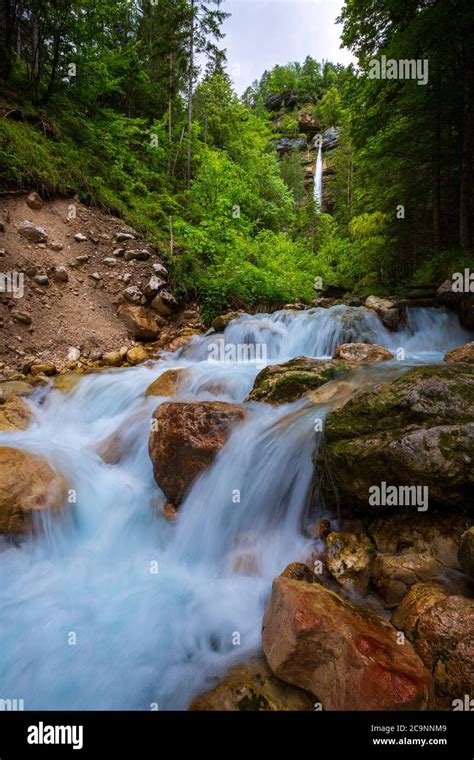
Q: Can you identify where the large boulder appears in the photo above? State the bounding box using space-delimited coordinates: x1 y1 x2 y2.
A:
0 396 32 432
445 341 474 363
211 311 243 332
0 380 32 403
368 513 471 570
189 658 313 711
247 357 351 405
118 304 162 341
333 342 393 362
364 295 404 331
437 278 474 330
317 364 474 510
262 565 432 710
96 410 148 465
0 447 68 534
371 552 442 608
149 401 245 505
392 583 474 706
145 368 190 397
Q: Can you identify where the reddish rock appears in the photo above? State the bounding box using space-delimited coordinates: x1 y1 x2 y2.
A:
262 568 432 710
149 401 245 505
392 583 474 706
445 341 474 363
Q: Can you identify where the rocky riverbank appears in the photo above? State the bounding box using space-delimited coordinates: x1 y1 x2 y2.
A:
0 302 472 710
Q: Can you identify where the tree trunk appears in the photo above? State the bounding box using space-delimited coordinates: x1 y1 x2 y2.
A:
186 0 195 188
459 43 473 256
167 51 173 175
43 34 60 104
0 0 14 80
432 73 442 253
16 14 21 59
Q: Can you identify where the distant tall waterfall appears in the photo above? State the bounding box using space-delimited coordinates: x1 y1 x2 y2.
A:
313 138 323 208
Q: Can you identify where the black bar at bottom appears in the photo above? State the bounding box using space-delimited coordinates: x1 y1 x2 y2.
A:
0 711 472 757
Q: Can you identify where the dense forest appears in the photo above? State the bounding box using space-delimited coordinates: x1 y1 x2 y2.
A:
0 0 473 321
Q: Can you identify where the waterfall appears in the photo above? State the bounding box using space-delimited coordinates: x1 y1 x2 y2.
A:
0 306 471 709
313 139 323 208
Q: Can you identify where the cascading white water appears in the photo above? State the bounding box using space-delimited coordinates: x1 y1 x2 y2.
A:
313 139 323 207
0 306 471 709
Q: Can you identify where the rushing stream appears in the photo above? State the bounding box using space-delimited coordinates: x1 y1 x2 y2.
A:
0 306 471 709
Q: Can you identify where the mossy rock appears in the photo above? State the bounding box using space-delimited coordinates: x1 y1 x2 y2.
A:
318 363 474 510
189 657 314 711
247 356 352 405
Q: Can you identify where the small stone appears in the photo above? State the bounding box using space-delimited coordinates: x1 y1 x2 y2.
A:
113 248 125 257
67 347 81 362
127 345 149 365
122 273 132 284
74 233 88 242
26 191 43 210
123 285 146 305
151 290 178 316
144 276 166 299
124 249 150 261
103 257 117 267
52 266 69 282
75 255 89 265
102 351 122 367
163 503 178 521
152 262 169 278
30 361 56 376
12 311 32 325
90 272 102 281
49 241 64 251
33 275 49 286
115 232 136 242
18 220 47 243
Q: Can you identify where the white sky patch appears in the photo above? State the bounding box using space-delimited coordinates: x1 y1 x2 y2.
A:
222 0 356 94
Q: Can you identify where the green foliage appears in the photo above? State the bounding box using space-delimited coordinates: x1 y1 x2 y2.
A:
412 250 474 287
280 148 306 205
315 86 342 127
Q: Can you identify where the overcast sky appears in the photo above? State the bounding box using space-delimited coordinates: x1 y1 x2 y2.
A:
221 0 355 94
